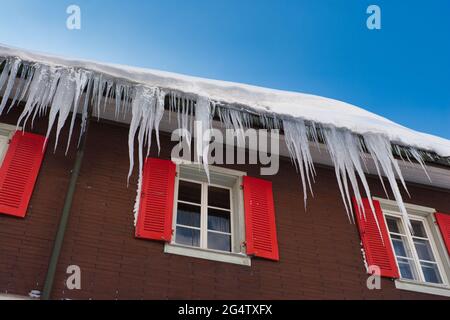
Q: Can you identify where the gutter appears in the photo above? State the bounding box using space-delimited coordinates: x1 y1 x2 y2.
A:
41 106 93 300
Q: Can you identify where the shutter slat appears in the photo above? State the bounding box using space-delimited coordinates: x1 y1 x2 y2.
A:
353 198 399 278
135 158 176 242
243 176 279 261
0 131 46 218
435 212 450 256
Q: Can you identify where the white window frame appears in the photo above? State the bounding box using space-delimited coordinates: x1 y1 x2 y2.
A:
0 123 17 166
164 158 251 266
173 178 234 251
375 197 450 297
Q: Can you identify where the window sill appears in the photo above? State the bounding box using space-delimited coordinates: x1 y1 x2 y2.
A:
164 243 251 266
0 293 33 300
395 279 450 297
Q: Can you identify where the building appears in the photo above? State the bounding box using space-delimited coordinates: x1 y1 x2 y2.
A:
0 45 449 300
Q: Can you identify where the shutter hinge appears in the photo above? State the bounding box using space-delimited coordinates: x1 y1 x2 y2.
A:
240 185 244 190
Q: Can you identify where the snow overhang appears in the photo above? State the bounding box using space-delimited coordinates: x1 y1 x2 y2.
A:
1 43 449 158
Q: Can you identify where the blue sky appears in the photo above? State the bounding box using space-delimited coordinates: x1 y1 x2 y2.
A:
0 0 449 138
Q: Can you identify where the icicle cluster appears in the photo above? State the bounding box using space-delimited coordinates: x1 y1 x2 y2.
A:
0 56 433 232
283 119 315 209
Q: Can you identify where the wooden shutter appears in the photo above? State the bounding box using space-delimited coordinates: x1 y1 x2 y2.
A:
0 131 46 218
135 158 176 242
353 198 399 278
243 176 279 261
435 212 450 256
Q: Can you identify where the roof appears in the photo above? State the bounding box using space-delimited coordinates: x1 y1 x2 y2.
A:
1 43 449 158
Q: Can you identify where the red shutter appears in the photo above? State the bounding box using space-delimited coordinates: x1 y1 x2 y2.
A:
135 158 176 242
435 212 450 256
0 131 46 218
353 198 399 278
243 176 279 261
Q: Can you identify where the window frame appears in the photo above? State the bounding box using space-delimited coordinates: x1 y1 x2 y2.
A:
383 211 448 285
173 177 235 253
164 159 251 266
375 197 450 297
0 123 17 166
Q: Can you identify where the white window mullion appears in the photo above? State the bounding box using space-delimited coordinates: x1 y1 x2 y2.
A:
200 182 208 249
229 188 235 253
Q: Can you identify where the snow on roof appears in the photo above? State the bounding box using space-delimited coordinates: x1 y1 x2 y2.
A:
1 43 449 157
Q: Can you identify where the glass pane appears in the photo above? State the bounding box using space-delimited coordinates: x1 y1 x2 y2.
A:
421 262 443 284
208 208 231 233
175 226 200 247
391 235 409 258
208 186 230 209
178 180 201 204
177 202 201 228
208 232 231 252
414 239 435 262
397 257 418 281
386 217 403 234
411 220 427 238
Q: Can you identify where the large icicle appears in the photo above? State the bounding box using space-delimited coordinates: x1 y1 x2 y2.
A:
322 128 378 225
195 96 213 180
45 69 79 151
282 119 315 209
0 58 20 114
363 133 412 229
128 86 166 225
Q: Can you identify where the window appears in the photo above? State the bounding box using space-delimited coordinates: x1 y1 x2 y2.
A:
386 215 445 284
174 180 233 252
164 160 251 266
376 197 450 297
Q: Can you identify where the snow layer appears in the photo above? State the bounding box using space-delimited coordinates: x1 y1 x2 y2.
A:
1 43 449 157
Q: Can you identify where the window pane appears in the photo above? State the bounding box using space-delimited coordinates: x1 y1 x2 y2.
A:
414 239 435 262
175 226 200 247
411 220 427 238
208 208 231 233
421 262 443 284
208 232 231 252
397 257 419 281
177 203 200 228
391 235 409 258
178 180 201 204
208 186 230 209
386 217 403 234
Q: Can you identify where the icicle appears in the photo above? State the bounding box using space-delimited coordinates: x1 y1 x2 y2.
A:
195 96 213 181
44 68 79 151
282 119 315 209
114 83 123 119
65 70 90 155
103 81 113 113
17 64 55 129
154 88 165 154
217 107 247 147
363 133 412 230
77 76 93 147
128 86 166 225
6 63 29 112
173 94 193 150
0 58 20 114
322 128 379 228
409 147 432 182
